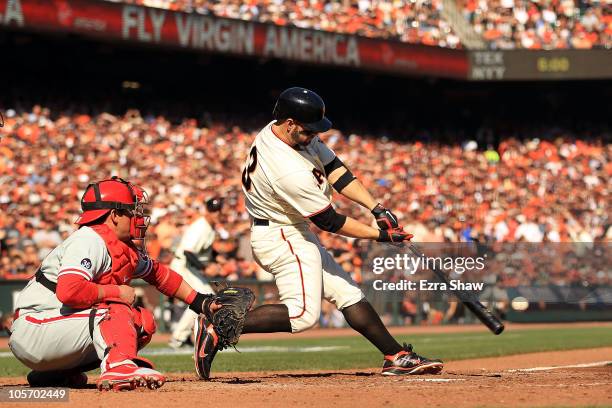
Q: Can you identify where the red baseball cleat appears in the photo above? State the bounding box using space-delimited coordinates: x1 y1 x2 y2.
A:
97 363 165 391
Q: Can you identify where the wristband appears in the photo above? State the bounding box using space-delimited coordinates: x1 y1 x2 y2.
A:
371 203 384 215
101 285 121 299
185 289 197 305
188 292 214 318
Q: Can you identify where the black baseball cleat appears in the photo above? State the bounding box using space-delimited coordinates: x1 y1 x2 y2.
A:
194 313 220 380
382 343 443 375
27 370 88 388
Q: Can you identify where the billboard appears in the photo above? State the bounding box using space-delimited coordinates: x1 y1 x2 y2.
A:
470 49 612 80
0 0 469 78
1 0 610 80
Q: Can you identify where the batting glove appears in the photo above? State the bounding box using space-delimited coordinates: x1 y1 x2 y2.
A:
371 203 399 230
377 227 414 243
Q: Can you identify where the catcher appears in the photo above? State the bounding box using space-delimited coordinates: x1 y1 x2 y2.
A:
9 177 252 391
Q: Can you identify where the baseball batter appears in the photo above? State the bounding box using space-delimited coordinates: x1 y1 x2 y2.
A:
195 87 443 378
9 177 232 391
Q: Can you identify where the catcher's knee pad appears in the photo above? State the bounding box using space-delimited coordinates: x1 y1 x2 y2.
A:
132 307 156 349
98 303 138 368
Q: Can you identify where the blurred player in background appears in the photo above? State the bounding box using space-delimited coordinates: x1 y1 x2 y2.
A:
168 198 223 349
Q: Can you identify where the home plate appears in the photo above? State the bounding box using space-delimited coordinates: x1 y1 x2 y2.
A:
507 361 612 372
402 378 466 382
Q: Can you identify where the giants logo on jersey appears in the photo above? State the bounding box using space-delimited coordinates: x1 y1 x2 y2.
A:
312 168 324 187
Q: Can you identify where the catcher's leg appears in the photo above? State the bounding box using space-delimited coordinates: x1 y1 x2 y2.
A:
94 303 165 391
9 308 106 387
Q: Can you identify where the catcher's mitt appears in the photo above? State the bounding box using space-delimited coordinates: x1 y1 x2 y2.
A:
211 287 255 349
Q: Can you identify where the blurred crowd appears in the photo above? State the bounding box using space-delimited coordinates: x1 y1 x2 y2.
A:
0 107 610 288
460 0 612 49
371 242 610 292
108 0 611 49
110 0 462 48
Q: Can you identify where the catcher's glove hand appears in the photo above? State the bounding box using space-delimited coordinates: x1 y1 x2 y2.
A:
371 203 399 230
210 287 255 349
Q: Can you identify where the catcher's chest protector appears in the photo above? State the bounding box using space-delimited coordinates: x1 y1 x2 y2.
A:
91 224 139 285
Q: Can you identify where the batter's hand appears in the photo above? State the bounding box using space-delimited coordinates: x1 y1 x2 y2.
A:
377 227 414 243
371 203 399 230
118 285 136 305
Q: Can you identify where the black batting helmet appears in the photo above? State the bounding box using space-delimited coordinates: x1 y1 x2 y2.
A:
206 197 223 213
272 87 332 133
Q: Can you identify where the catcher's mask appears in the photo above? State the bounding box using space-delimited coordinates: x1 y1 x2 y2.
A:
76 176 151 240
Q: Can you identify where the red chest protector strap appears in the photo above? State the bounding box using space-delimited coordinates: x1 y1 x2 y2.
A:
90 224 139 285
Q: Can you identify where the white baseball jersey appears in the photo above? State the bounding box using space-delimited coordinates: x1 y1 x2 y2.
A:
173 217 215 262
169 217 215 344
242 120 336 225
15 226 152 313
242 121 364 333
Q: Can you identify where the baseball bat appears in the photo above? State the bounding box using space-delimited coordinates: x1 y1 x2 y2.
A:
407 243 505 335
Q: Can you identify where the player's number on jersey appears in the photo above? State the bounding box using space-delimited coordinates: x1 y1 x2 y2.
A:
242 146 258 191
312 168 324 185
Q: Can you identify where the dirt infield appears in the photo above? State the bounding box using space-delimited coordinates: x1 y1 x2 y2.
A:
1 347 611 407
2 323 611 407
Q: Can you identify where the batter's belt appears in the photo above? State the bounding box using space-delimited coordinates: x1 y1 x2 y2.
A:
253 218 269 226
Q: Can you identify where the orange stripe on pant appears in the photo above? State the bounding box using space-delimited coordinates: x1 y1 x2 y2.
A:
280 228 306 320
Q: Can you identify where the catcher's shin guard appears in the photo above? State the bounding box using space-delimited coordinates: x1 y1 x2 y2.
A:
194 313 219 380
98 303 139 365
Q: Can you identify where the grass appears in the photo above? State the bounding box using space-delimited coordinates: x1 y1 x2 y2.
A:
1 326 611 377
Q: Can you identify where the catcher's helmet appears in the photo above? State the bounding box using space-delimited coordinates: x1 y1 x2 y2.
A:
272 87 332 133
75 176 151 240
